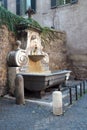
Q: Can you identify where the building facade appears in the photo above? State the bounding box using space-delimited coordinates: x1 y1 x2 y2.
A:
0 0 36 16
32 0 87 55
2 0 86 54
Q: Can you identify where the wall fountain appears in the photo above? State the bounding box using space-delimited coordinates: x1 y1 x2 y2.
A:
7 27 71 97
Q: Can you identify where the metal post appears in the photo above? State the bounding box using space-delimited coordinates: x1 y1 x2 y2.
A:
80 83 82 97
75 85 78 100
83 81 85 94
69 87 72 105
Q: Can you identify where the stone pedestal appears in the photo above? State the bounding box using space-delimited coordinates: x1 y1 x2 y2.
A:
15 74 25 105
53 91 63 115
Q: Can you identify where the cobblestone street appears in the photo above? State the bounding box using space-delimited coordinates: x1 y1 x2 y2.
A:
0 93 87 130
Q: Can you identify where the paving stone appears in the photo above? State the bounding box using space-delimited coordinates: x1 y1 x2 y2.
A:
0 94 87 130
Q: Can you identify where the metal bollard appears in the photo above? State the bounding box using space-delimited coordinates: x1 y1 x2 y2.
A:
83 81 86 94
52 91 63 115
15 74 25 105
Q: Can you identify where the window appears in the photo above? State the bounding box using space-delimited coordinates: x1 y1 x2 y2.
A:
0 0 7 9
31 0 36 12
16 0 21 15
51 0 78 8
16 0 36 16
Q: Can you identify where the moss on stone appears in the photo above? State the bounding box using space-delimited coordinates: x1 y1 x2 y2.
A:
0 6 42 33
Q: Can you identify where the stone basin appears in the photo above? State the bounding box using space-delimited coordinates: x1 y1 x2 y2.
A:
28 55 44 62
21 70 71 91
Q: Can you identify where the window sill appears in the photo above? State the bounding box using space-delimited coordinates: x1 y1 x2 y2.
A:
51 2 77 9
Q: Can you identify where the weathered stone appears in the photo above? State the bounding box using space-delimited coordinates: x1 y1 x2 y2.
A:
68 54 87 79
41 30 68 71
0 25 15 96
15 75 25 105
53 91 63 115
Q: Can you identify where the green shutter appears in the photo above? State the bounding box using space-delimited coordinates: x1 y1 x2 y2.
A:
16 0 21 15
51 0 56 8
56 0 66 6
3 0 7 9
1 0 7 8
70 0 78 4
31 0 36 12
66 0 70 4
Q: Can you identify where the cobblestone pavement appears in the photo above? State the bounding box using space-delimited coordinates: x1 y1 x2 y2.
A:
0 93 87 130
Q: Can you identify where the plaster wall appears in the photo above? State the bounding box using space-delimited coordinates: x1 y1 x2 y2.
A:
32 0 87 79
33 0 87 54
7 0 16 14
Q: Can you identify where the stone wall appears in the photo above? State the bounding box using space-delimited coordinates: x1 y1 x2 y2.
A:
0 25 15 96
41 29 69 71
68 54 87 80
33 0 87 79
